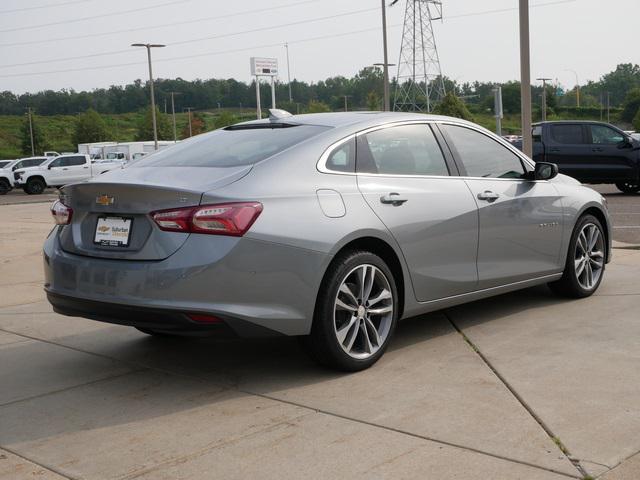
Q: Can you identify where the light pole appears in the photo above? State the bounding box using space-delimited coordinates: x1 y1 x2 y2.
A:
343 95 352 112
184 107 193 137
168 91 181 142
131 43 166 150
493 86 503 136
381 0 391 111
565 69 580 108
519 0 532 157
26 107 35 156
537 77 552 122
285 43 293 103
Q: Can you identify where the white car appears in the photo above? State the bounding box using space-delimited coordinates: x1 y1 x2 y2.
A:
0 157 49 194
13 154 123 195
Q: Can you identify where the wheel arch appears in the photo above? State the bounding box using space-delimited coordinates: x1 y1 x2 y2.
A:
577 205 612 264
26 175 47 186
318 234 410 320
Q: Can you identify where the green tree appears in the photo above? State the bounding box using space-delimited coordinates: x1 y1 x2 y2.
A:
633 108 640 132
72 108 108 145
433 93 474 121
366 91 380 111
20 113 49 155
621 88 640 122
135 106 172 141
307 101 331 113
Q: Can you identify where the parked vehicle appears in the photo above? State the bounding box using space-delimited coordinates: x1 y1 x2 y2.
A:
513 121 640 193
44 112 611 371
14 154 123 194
44 151 60 158
0 157 48 194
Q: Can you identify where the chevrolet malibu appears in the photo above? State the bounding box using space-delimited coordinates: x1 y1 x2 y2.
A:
44 111 611 371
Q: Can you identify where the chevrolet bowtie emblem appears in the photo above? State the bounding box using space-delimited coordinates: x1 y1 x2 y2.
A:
95 195 114 206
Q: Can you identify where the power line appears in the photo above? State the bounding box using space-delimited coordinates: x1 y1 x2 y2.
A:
0 6 379 69
0 0 194 33
0 0 96 14
0 0 324 47
446 0 576 20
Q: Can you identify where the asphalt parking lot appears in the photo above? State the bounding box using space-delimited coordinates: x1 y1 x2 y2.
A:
0 197 639 479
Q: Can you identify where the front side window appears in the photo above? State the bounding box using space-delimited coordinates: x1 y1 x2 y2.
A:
550 124 585 144
48 158 63 168
358 124 449 176
325 138 355 172
441 124 525 179
590 125 625 145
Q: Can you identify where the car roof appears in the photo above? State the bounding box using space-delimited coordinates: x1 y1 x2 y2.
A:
236 111 477 130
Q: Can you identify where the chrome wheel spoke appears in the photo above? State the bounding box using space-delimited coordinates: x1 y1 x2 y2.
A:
575 223 604 291
333 263 394 360
575 258 586 277
588 227 600 251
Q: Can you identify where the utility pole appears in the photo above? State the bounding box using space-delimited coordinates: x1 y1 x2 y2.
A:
519 0 533 157
600 93 603 121
285 43 293 103
381 0 391 111
184 107 193 137
255 78 262 120
343 95 352 112
493 86 503 136
26 107 35 156
537 77 552 122
169 91 181 142
606 92 611 123
131 43 166 150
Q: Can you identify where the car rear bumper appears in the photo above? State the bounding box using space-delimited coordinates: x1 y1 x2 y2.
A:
43 231 329 336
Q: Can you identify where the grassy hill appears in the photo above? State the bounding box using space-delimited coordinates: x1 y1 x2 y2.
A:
0 108 620 160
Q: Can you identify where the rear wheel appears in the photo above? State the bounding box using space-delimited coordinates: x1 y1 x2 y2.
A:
25 177 45 195
616 181 640 194
0 179 10 195
305 250 398 371
548 214 606 298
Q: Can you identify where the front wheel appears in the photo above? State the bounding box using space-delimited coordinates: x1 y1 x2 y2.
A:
548 214 606 298
304 251 398 371
616 181 640 194
25 178 46 195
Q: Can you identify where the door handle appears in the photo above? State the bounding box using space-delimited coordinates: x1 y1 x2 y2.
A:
380 192 408 205
83 166 89 169
477 191 500 201
549 147 560 153
591 147 603 152
62 168 68 170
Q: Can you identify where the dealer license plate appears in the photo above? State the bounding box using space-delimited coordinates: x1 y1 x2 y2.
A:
94 217 132 247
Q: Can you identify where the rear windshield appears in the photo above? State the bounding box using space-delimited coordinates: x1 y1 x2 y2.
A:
132 124 330 168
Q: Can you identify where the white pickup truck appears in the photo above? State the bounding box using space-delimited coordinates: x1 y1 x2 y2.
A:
13 154 123 194
0 157 49 195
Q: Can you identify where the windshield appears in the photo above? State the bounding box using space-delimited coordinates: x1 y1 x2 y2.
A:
132 124 331 168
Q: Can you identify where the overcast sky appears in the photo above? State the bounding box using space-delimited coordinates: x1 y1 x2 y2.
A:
0 0 637 94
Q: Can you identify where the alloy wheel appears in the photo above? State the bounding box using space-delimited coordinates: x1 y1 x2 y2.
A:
333 264 394 359
574 223 605 290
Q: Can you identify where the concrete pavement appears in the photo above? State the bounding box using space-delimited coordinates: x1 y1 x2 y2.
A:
0 203 639 479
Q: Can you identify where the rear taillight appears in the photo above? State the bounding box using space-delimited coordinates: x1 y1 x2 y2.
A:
50 200 72 225
151 202 263 237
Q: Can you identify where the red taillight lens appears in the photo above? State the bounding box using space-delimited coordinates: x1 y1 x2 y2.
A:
151 202 263 237
50 200 73 225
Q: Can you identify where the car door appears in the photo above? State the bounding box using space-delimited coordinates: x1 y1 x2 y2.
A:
356 123 479 302
44 157 66 184
587 124 637 182
60 155 90 184
544 123 593 181
439 123 564 289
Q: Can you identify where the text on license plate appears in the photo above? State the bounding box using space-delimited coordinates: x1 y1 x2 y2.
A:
94 217 132 247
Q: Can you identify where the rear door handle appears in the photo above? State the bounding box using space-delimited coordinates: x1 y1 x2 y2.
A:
549 147 561 153
62 168 69 170
592 147 603 152
380 192 408 205
477 191 500 201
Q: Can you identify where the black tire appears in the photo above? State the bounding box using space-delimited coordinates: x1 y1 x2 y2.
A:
0 179 10 195
25 177 46 195
615 181 640 194
303 250 399 372
548 214 606 298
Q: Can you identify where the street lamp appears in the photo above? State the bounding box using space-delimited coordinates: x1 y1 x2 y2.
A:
131 43 166 150
564 69 580 108
374 62 396 111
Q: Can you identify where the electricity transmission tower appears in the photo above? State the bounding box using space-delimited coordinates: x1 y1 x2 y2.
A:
393 0 446 112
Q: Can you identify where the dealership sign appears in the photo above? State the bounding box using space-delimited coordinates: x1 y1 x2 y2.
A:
250 57 278 76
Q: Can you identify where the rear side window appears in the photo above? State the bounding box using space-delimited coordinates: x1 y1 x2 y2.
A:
442 124 525 179
62 156 86 166
325 138 355 172
550 124 585 144
133 124 330 168
358 124 449 176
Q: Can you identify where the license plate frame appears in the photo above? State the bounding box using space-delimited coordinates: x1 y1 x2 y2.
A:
94 216 133 247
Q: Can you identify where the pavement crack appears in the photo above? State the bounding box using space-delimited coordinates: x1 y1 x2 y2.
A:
445 310 591 480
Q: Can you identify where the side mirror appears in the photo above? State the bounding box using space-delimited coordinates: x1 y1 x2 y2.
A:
48 164 53 169
534 162 558 181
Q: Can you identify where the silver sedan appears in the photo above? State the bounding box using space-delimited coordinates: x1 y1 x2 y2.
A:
44 111 611 371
